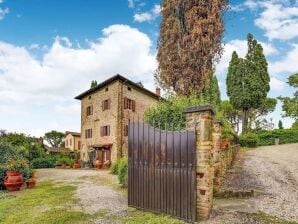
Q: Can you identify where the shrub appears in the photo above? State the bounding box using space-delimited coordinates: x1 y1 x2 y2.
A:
257 129 298 146
239 132 259 148
0 167 6 190
31 157 55 169
56 157 74 166
110 160 119 175
117 157 128 187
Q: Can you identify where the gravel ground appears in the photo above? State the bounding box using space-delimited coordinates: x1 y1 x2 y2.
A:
36 144 298 223
219 143 298 223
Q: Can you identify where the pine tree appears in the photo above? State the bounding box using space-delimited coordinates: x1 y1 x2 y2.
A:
226 34 270 133
156 0 228 95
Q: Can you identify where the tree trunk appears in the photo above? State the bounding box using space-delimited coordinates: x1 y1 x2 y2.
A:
242 108 249 133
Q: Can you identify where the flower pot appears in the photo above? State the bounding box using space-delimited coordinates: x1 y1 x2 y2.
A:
61 164 67 169
26 179 36 188
73 163 81 169
4 171 24 192
31 172 37 178
220 139 229 150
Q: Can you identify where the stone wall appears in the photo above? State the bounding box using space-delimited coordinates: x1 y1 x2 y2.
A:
184 105 239 221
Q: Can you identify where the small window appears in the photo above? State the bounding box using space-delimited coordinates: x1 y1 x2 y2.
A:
124 97 135 111
124 125 129 136
127 86 131 91
105 87 109 92
86 106 93 116
100 125 110 136
85 129 92 139
88 96 92 100
102 98 111 111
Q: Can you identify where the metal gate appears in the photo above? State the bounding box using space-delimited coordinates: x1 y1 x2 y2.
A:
128 121 196 222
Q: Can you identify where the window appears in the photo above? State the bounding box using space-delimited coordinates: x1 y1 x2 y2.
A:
70 139 72 146
86 106 93 116
102 98 111 111
124 97 135 111
78 141 81 150
127 86 131 91
105 87 109 92
100 125 110 136
88 96 92 100
124 125 129 136
85 129 92 139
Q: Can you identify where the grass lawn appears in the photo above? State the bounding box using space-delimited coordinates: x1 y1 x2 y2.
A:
0 181 106 224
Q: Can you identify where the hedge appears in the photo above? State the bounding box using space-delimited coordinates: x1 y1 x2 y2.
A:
239 132 259 148
257 129 298 146
31 157 56 168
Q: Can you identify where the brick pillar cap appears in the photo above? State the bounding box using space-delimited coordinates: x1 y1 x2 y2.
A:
183 105 215 115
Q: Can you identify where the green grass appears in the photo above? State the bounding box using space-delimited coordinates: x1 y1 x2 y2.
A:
0 181 107 224
251 212 298 224
113 208 183 224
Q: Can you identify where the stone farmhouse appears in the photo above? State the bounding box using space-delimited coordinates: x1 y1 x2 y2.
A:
65 131 81 151
75 74 161 166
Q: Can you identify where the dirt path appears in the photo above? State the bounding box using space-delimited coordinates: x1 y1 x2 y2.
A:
214 143 298 223
36 169 127 217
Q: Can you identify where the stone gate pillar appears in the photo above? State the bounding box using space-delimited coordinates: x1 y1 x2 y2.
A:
213 120 222 188
184 105 214 221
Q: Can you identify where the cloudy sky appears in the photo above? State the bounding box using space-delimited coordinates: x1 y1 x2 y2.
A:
0 0 297 136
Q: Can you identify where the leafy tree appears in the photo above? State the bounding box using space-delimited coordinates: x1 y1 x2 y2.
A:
278 120 283 129
292 120 298 130
247 97 277 130
156 0 228 95
227 34 270 133
278 73 298 120
90 80 98 88
44 130 64 148
219 100 242 134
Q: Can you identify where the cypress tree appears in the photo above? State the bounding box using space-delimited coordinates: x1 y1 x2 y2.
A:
156 0 228 95
226 34 270 133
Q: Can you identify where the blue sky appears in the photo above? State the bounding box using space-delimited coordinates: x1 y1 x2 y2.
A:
0 0 297 136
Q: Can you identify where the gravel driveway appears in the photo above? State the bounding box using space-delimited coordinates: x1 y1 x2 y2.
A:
217 143 298 223
36 143 298 223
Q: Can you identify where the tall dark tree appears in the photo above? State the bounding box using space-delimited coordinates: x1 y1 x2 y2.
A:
278 73 298 120
200 74 221 107
156 0 228 95
90 80 98 88
227 34 270 133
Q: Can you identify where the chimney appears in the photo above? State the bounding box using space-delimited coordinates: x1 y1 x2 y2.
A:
155 87 161 96
136 82 144 88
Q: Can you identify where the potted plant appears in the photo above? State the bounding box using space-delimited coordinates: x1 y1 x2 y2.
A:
73 152 81 169
2 159 28 192
25 169 36 188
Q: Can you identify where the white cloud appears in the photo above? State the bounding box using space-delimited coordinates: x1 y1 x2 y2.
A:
0 0 4 4
255 2 298 40
216 39 278 75
128 0 134 8
134 4 160 23
270 76 285 91
0 24 157 136
29 44 40 50
270 44 298 75
0 7 9 20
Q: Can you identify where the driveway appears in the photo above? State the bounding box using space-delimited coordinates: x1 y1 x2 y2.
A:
36 144 298 223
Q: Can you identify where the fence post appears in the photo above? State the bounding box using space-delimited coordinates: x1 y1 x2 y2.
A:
184 105 214 221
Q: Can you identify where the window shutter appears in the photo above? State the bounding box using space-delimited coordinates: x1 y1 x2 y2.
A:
108 98 111 109
91 129 92 138
108 125 110 136
132 100 136 112
91 106 93 115
100 127 103 137
106 150 111 161
124 97 127 109
102 100 105 111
